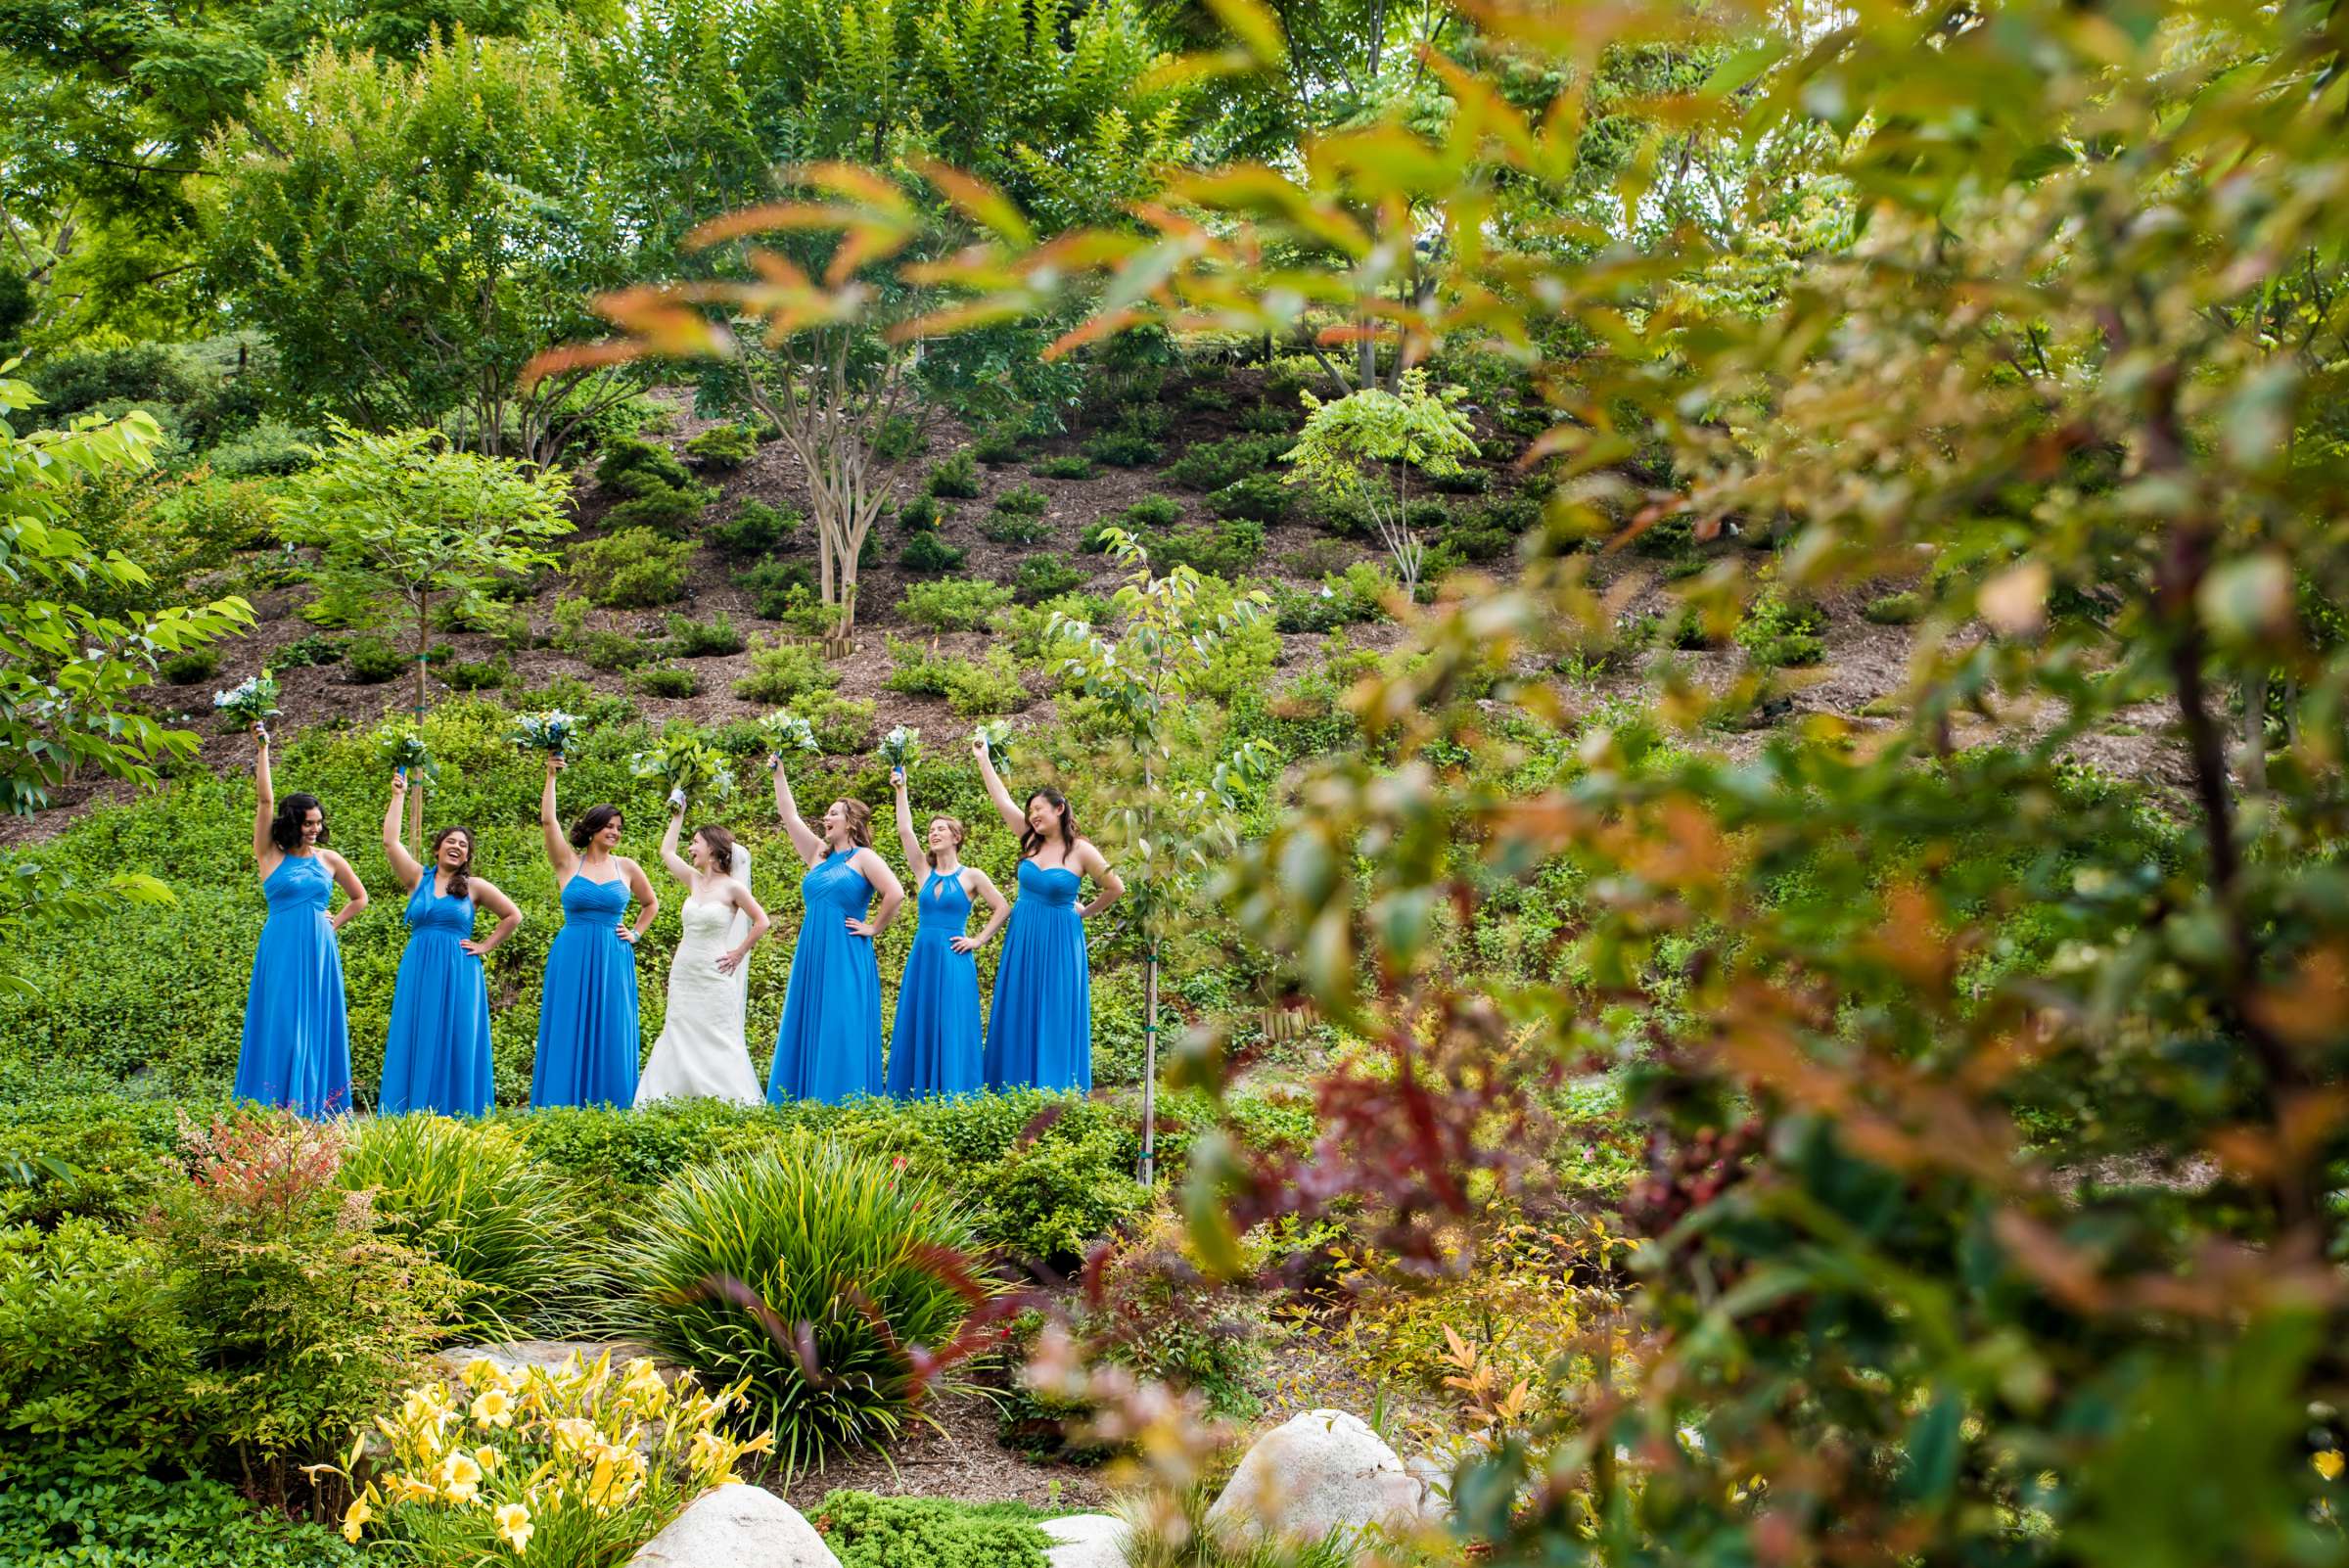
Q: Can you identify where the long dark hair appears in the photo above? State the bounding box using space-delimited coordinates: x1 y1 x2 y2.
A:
269 793 328 853
430 826 475 900
1020 789 1079 862
693 824 737 875
569 805 622 851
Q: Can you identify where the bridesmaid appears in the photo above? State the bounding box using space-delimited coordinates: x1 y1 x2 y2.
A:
973 734 1123 1093
531 756 658 1108
765 751 903 1104
885 767 1008 1099
237 727 368 1117
377 773 522 1116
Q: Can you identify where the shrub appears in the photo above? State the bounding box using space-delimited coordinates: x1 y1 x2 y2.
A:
872 414 923 463
1182 382 1232 411
991 484 1049 518
632 663 701 698
968 1120 1148 1267
160 648 219 684
685 421 760 468
981 512 1051 545
595 436 694 495
0 1469 364 1568
1033 454 1097 480
972 426 1026 465
569 529 695 608
711 499 801 557
885 641 1030 716
345 634 404 683
1148 518 1265 577
1234 399 1300 435
204 419 319 479
926 451 983 498
1012 555 1084 604
1864 590 1924 624
1442 516 1514 563
812 1490 1054 1568
1165 432 1287 491
0 1219 201 1467
1428 465 1490 493
1270 584 1350 634
612 1141 988 1473
738 556 817 618
808 693 878 754
577 628 651 671
442 655 509 691
604 480 712 538
1736 592 1829 668
668 611 747 657
1115 495 1184 539
329 1353 771 1564
274 633 344 668
766 583 848 639
337 1115 584 1338
0 1099 181 1229
1205 474 1289 524
900 578 1015 633
734 635 844 704
1083 430 1161 468
900 532 968 575
898 493 942 531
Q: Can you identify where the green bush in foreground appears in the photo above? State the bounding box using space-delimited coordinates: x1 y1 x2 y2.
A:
812 1490 1053 1568
0 1469 363 1568
613 1140 989 1474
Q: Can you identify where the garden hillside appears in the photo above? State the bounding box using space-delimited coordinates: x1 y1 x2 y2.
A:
9 0 2349 1566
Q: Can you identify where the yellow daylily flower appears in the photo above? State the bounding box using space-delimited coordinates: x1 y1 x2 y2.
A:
2317 1450 2345 1482
495 1501 534 1556
471 1387 516 1429
341 1494 374 1544
438 1449 484 1504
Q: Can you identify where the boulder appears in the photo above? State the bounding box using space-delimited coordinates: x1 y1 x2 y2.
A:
1204 1408 1441 1548
628 1485 842 1568
429 1338 667 1387
1040 1512 1128 1568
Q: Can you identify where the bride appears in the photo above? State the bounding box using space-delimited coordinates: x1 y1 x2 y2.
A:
635 791 771 1105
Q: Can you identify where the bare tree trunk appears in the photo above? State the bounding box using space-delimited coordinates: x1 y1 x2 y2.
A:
2240 667 2269 798
408 591 429 852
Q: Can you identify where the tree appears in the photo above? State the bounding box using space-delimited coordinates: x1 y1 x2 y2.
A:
1282 367 1477 598
0 369 251 987
1050 531 1275 1185
195 34 649 462
273 421 572 843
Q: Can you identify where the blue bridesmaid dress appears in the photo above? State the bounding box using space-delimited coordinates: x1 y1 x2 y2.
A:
983 859 1091 1093
235 853 352 1118
379 878 494 1116
530 872 640 1109
887 868 984 1099
767 850 883 1105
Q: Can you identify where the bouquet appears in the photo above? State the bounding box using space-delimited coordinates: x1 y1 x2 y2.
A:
758 711 817 760
630 735 737 804
878 724 921 773
376 723 439 785
970 719 1015 767
509 710 582 757
213 671 281 737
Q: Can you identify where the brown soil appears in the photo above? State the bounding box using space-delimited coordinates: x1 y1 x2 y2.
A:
766 1386 1114 1512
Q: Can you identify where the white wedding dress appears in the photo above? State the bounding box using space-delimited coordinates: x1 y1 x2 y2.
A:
634 851 763 1105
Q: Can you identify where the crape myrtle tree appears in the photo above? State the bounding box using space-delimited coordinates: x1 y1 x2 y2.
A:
273 422 572 845
0 372 252 989
578 0 2349 1560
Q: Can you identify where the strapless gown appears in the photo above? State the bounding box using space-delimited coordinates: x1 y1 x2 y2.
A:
531 871 640 1109
235 853 352 1118
636 895 762 1105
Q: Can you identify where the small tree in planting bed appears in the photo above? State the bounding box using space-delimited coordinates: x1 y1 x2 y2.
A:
1281 368 1478 601
274 422 573 845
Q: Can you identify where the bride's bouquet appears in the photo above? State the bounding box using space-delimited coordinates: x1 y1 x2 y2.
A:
630 734 736 804
758 711 817 760
509 710 582 758
376 723 439 785
213 671 281 738
970 719 1015 767
878 724 921 773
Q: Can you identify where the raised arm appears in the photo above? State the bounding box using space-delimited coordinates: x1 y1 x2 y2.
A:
323 851 370 933
768 755 825 865
252 729 276 869
464 878 523 958
715 883 771 977
972 735 1025 834
657 796 696 887
954 867 1010 954
619 857 660 945
891 769 926 873
846 849 904 939
1076 840 1124 921
539 757 576 879
382 776 425 894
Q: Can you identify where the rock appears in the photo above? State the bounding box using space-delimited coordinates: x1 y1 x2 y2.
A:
1204 1408 1442 1547
628 1485 842 1568
1040 1512 1128 1568
1405 1453 1455 1515
429 1338 667 1387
